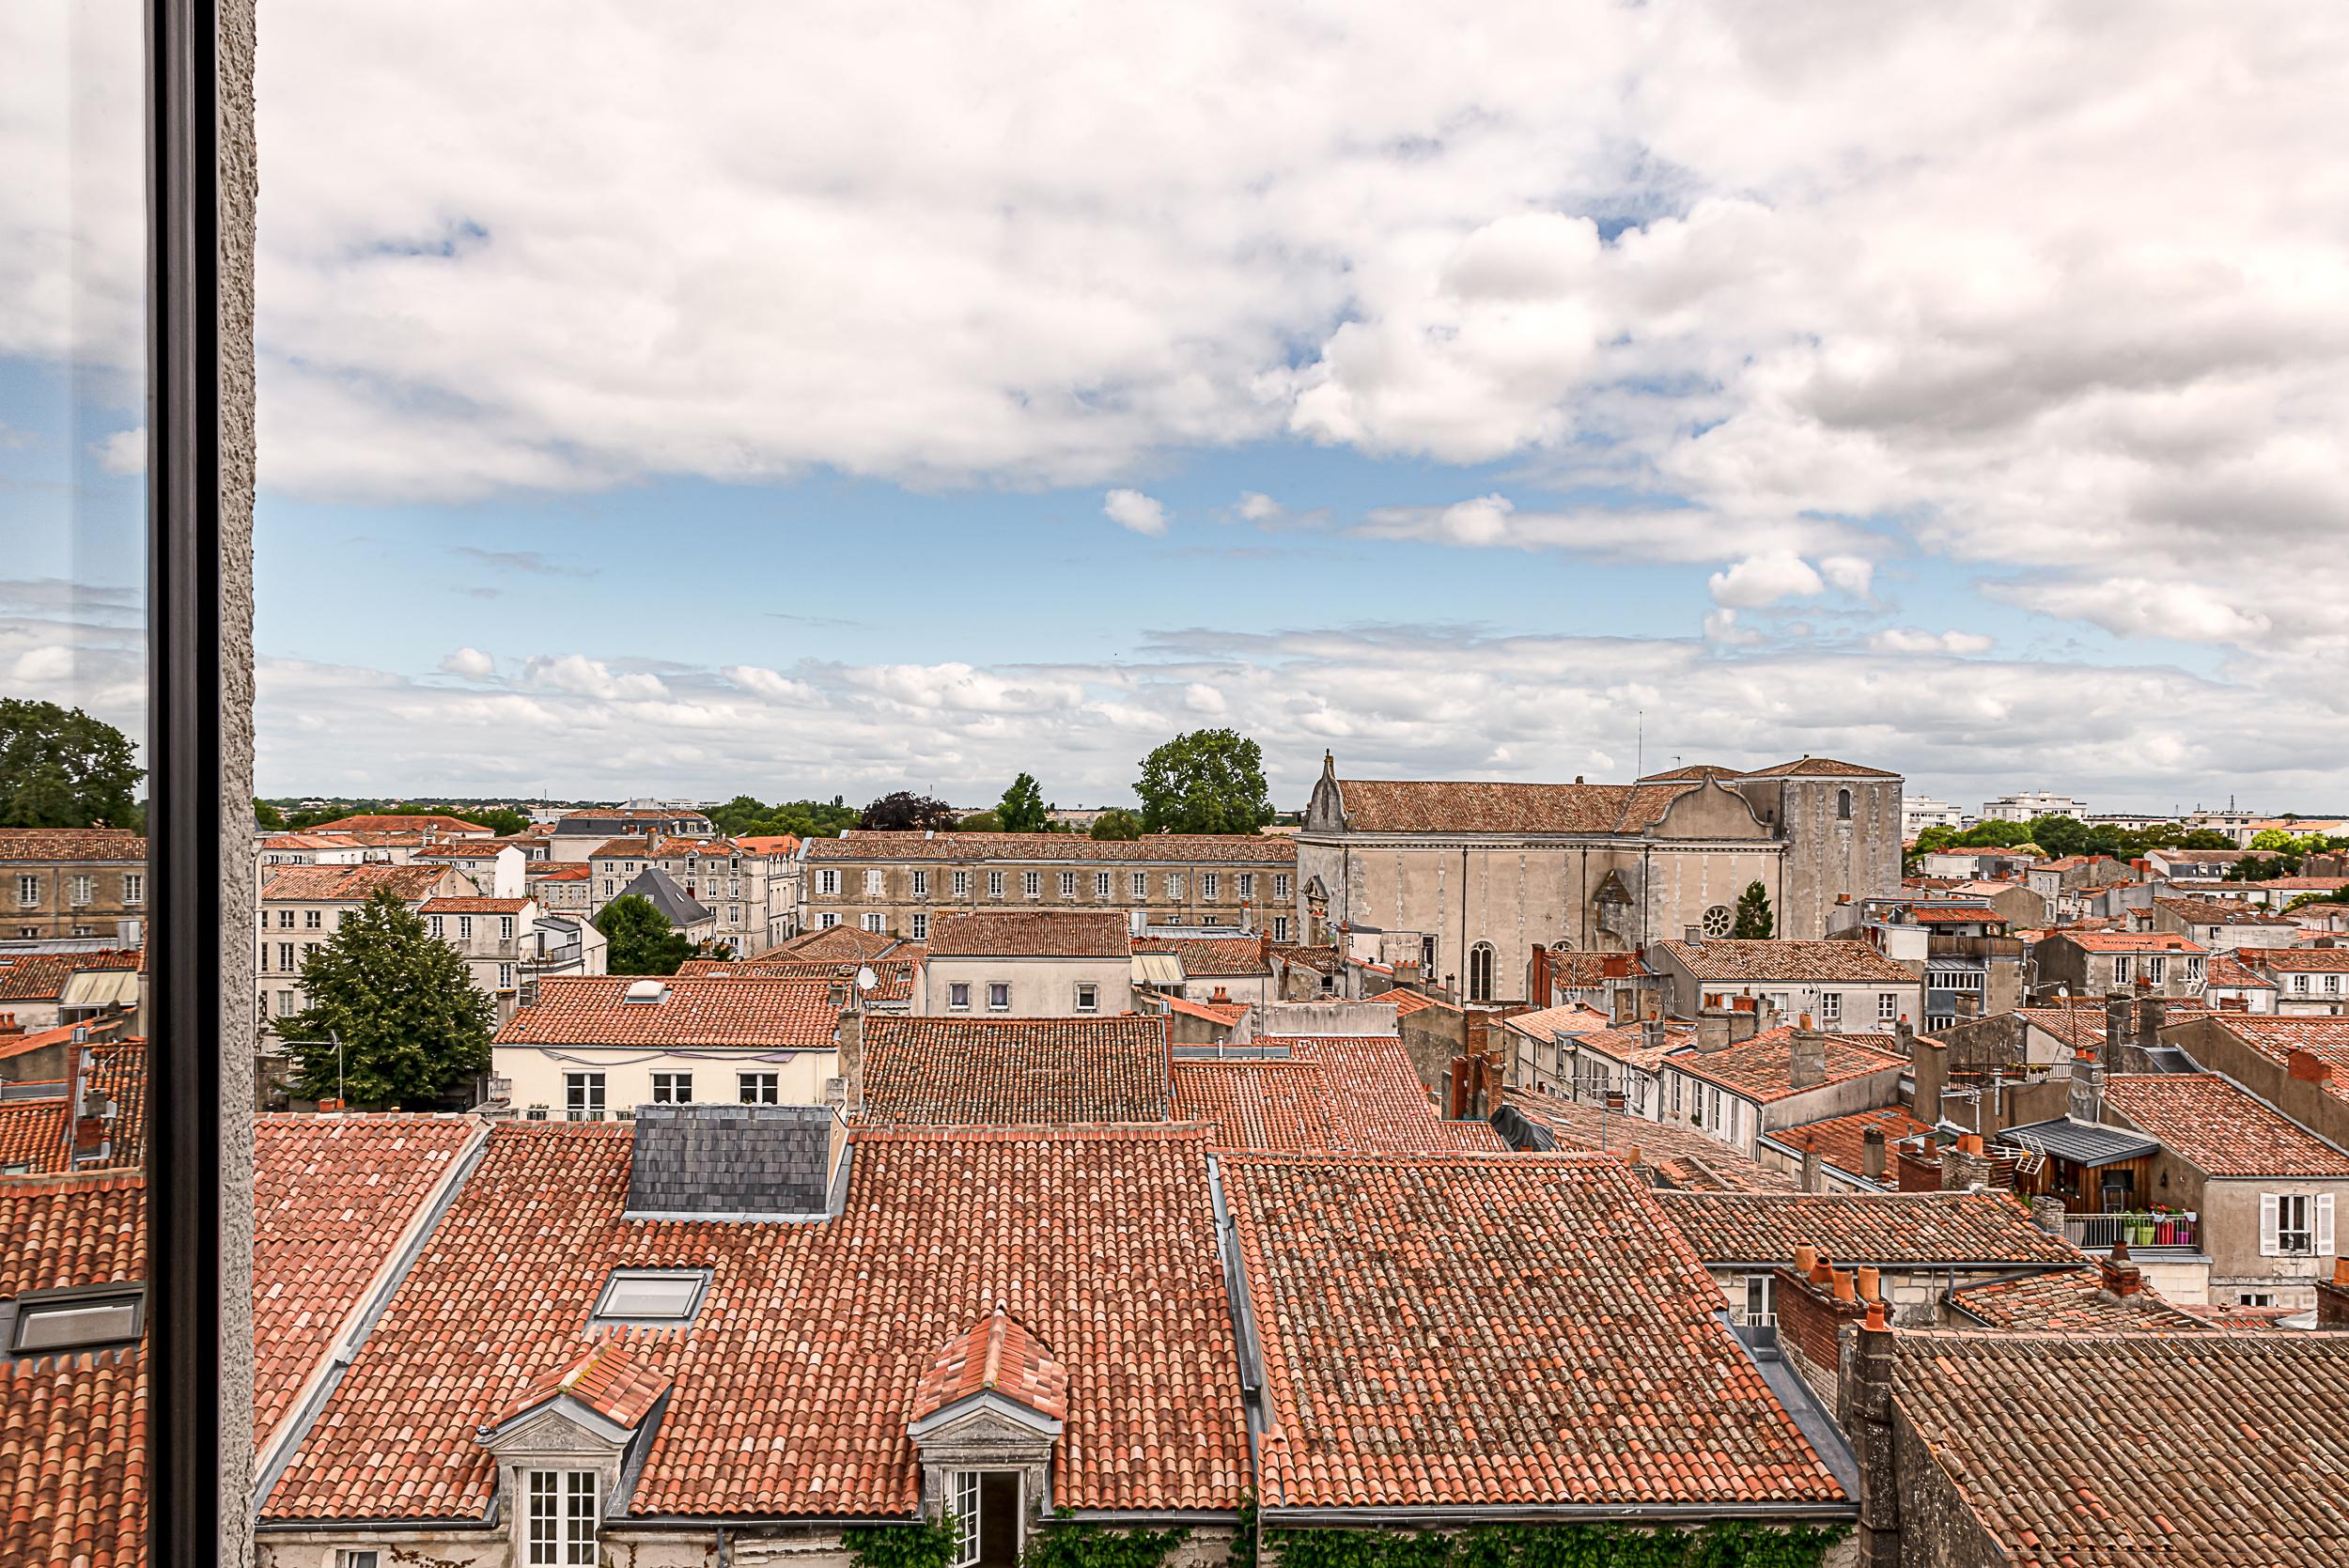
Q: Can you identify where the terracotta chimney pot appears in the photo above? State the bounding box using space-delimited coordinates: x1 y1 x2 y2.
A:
1856 1265 1881 1303
1808 1252 1835 1287
1862 1297 1890 1331
1793 1244 1818 1277
1831 1269 1858 1304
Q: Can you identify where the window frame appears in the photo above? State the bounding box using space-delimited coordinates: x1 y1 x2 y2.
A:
590 1267 711 1326
739 1072 781 1104
525 1467 601 1566
564 1072 606 1121
8 1283 149 1356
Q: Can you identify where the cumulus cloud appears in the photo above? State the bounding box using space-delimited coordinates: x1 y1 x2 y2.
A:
1868 628 1995 656
1707 552 1826 609
518 653 668 701
95 427 145 475
438 645 496 677
723 664 825 706
1102 489 1170 536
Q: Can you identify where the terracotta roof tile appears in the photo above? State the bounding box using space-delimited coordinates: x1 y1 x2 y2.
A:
1498 1088 1803 1191
1656 938 1919 984
907 1307 1068 1425
0 830 147 863
1736 757 1899 778
1171 1037 1499 1154
308 814 495 834
265 1121 1248 1522
1132 936 1272 977
0 950 143 1003
860 1016 1171 1125
677 956 920 1003
259 863 451 902
2101 1073 2349 1177
1220 1153 1847 1511
1659 1190 2082 1266
928 910 1128 958
489 1339 670 1431
1766 1105 1934 1180
418 895 533 913
808 831 1293 864
2044 929 2208 954
760 925 907 962
495 976 842 1049
2239 945 2349 972
1666 1027 1906 1104
1945 1268 2209 1333
1330 778 1703 834
1886 1332 2349 1565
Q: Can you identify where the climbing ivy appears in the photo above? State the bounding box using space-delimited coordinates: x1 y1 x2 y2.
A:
846 1514 963 1568
1023 1508 1192 1568
1226 1493 1259 1568
1271 1522 1847 1568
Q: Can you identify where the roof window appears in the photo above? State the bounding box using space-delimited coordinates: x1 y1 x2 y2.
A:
591 1267 709 1325
623 979 669 1004
11 1285 145 1354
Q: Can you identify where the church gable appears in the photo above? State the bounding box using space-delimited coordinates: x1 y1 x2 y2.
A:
1647 780 1774 841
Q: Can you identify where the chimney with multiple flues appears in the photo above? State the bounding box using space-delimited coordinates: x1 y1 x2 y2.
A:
1788 1022 1828 1091
1860 1126 1889 1184
2068 1041 2106 1124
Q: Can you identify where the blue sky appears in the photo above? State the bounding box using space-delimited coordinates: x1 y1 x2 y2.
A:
8 2 2347 813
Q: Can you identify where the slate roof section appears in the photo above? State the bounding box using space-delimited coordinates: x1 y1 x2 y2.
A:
928 909 1129 958
860 1016 1172 1126
0 830 147 862
1329 778 1704 835
1132 936 1272 977
250 1114 486 1446
908 1307 1069 1425
0 1172 147 1568
1658 1190 2082 1267
259 862 450 902
614 865 713 928
1944 1269 2209 1333
807 831 1293 864
1885 1332 2349 1566
2099 1073 2349 1177
263 1121 1249 1522
1219 1153 1848 1512
1654 939 1919 985
495 976 842 1049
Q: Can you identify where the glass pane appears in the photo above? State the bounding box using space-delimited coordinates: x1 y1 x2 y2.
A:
598 1271 700 1318
0 8 150 1567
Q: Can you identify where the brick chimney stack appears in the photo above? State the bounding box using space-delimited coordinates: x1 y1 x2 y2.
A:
1789 1027 1828 1091
1841 1285 1904 1566
2098 1237 2144 1298
2068 1042 2105 1124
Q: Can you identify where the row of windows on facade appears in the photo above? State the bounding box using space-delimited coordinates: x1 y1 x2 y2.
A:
597 882 749 924
257 961 519 1019
555 1070 778 1118
815 867 1289 903
2107 955 2206 985
941 980 1101 1013
597 863 751 898
14 873 139 907
811 908 1296 943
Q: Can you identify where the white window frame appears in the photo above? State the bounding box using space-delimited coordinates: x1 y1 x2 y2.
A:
863 912 887 933
1060 871 1077 898
2112 955 2132 985
1096 871 1112 900
1237 873 1253 901
910 911 929 940
988 982 1011 1013
1022 870 1041 899
68 875 93 907
1274 874 1290 900
1203 873 1220 901
2145 955 2166 985
865 869 885 896
15 875 39 908
1075 983 1098 1014
565 1073 606 1122
953 869 971 898
1877 991 1899 1022
739 1071 780 1104
1131 871 1148 901
1272 915 1290 942
818 911 840 929
818 869 839 895
948 981 972 1012
650 1071 693 1103
988 871 1005 899
525 1467 599 1566
1166 873 1184 899
949 1470 982 1568
1821 991 1842 1023
912 869 930 898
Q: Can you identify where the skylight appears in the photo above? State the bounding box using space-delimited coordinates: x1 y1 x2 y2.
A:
592 1268 708 1324
11 1288 146 1355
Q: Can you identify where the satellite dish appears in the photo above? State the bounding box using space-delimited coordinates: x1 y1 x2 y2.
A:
855 966 879 993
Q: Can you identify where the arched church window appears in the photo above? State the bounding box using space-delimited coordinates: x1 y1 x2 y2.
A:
1468 942 1496 1001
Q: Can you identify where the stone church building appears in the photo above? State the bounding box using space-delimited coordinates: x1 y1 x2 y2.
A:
1297 754 1903 1003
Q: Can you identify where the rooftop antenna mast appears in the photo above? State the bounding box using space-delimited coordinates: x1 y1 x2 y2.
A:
1636 709 1643 781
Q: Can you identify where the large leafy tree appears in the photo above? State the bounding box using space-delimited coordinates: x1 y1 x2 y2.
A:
997 772 1050 833
859 791 961 831
1732 880 1775 939
1134 729 1274 835
957 810 1003 832
0 699 146 831
1089 807 1143 841
710 793 860 839
595 893 698 974
281 889 494 1108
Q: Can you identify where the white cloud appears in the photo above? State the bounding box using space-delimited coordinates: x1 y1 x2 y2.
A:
1868 628 1995 656
723 664 825 706
95 427 145 475
438 645 496 678
1236 491 1284 524
1183 682 1227 715
518 653 668 701
1818 555 1876 598
1102 489 1170 536
1986 577 2274 645
1702 609 1761 645
1707 552 1826 609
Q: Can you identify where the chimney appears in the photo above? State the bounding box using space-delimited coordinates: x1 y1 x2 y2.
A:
2138 994 2167 1053
2068 1042 2105 1124
626 1103 840 1219
0 1013 18 1038
1808 1251 1835 1289
1685 924 1703 945
1729 995 1761 1042
1211 986 1230 1004
1789 1028 1828 1091
1953 993 1979 1020
2028 1194 2067 1234
2105 992 2130 1060
1829 1268 1858 1305
1800 1138 1822 1192
835 1009 865 1115
2316 1259 2349 1330
2098 1238 2144 1297
2291 1049 2332 1086
1939 1134 1995 1192
1855 1265 1880 1304
1861 1126 1888 1184
1696 1011 1732 1053
1641 1016 1666 1057
1841 1287 1903 1565
1793 1244 1818 1277
1893 1017 1915 1055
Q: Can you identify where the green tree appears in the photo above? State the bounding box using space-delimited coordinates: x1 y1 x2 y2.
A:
0 699 146 831
595 893 698 975
997 772 1050 833
1090 807 1143 841
255 798 288 830
1134 729 1274 835
1732 880 1775 939
860 791 960 831
957 810 1003 832
281 889 494 1107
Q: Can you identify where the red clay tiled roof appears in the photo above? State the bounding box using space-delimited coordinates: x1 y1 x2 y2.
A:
1163 994 1250 1026
2203 951 2278 989
677 956 921 1003
1884 1332 2349 1566
809 831 1294 864
251 1115 486 1447
1666 1027 1906 1105
1294 1036 1506 1152
1268 943 1342 975
1656 938 1920 984
0 830 146 863
908 1307 1069 1425
418 895 532 913
1737 756 1899 778
1219 1152 1847 1511
490 1339 670 1431
2045 930 2208 954
260 863 451 902
2011 1001 2217 1050
1172 1036 1501 1154
1572 1020 1696 1070
2203 1017 2349 1106
1501 1002 1610 1042
1658 1190 2082 1266
526 862 592 880
308 814 493 834
1330 778 1703 834
494 976 842 1049
1768 1105 1934 1179
0 951 142 1003
0 1100 70 1175
1499 1088 1803 1191
860 1017 1171 1126
264 1121 1248 1522
1132 936 1271 977
2240 945 2349 972
928 909 1129 958
2101 1073 2349 1177
1945 1268 2208 1333
1171 1061 1343 1149
761 925 905 962
1364 986 1456 1017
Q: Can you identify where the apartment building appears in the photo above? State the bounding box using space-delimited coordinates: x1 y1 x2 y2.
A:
0 830 148 941
801 831 1297 942
420 895 563 1025
587 835 797 955
255 862 458 1033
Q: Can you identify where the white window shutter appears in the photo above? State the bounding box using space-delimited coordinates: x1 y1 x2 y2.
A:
2320 1193 2338 1255
2260 1192 2281 1257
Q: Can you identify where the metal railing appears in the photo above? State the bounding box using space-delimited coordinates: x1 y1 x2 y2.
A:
2065 1211 2199 1250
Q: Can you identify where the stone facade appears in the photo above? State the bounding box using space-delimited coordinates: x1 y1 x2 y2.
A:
0 831 148 941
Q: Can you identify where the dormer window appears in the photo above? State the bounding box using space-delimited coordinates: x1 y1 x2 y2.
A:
909 1308 1064 1568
